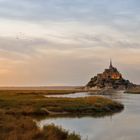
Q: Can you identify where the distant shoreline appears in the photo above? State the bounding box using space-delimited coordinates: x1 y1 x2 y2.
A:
0 86 84 90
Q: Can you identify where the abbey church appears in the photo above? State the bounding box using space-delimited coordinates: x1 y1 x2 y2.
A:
97 60 122 80
86 60 134 89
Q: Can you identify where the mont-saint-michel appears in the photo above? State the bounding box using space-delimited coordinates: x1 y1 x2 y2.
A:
86 60 135 90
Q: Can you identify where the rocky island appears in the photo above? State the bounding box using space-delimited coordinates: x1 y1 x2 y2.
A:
86 60 135 90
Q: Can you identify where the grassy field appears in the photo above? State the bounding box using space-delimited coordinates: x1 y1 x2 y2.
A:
0 90 124 116
0 86 84 95
0 89 79 95
0 114 80 140
0 89 124 140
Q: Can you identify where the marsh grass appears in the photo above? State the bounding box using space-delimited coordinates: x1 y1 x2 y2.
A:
0 90 124 140
0 89 80 96
0 115 80 140
0 91 124 116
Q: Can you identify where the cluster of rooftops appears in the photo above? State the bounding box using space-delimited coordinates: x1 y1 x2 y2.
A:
97 60 122 80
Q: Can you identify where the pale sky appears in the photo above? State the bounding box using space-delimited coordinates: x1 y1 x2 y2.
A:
0 0 140 86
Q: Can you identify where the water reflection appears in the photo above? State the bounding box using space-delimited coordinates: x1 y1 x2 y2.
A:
38 92 140 140
45 92 96 98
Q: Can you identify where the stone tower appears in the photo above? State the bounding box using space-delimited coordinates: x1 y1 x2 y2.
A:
109 59 113 69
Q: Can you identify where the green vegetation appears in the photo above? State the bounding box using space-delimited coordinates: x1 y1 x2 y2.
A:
0 91 124 116
0 89 81 95
0 114 80 140
0 89 124 140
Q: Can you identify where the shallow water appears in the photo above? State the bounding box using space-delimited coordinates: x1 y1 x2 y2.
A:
38 92 140 140
45 92 96 98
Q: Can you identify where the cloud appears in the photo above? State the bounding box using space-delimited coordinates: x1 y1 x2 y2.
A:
0 0 140 26
0 35 139 86
0 0 139 85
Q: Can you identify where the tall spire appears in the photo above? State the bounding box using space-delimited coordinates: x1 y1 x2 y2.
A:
109 59 113 69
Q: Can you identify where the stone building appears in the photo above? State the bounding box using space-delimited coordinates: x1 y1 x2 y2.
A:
86 60 134 89
97 60 122 80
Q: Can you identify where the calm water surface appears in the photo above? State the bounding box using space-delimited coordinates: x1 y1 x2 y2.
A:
45 92 96 98
37 92 140 140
